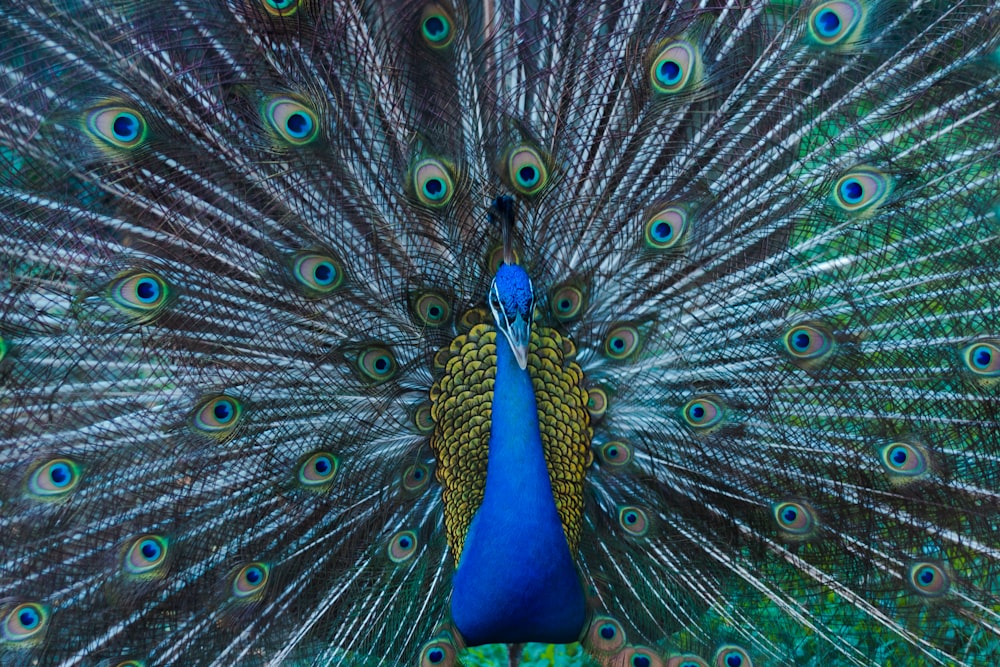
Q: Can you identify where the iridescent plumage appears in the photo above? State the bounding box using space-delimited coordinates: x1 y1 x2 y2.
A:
1 1 999 666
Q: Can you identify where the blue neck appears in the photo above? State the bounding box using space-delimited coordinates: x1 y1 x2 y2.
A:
450 337 586 646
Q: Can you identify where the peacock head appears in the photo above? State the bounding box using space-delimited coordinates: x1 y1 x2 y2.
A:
489 263 534 370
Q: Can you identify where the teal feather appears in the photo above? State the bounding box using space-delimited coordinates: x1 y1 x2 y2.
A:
1 1 999 666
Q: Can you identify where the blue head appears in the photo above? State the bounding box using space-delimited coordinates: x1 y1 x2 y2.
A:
489 263 534 370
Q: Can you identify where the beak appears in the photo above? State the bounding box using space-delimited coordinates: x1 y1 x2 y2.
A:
502 313 530 370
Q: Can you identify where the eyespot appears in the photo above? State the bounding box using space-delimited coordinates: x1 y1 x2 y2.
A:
191 395 243 438
2 603 48 643
358 346 398 383
402 464 432 492
263 97 320 146
298 452 339 487
879 441 929 479
586 616 626 653
262 0 303 16
644 206 689 249
604 325 640 360
618 506 649 536
388 530 419 562
808 1 864 46
507 145 549 196
420 4 455 49
908 562 949 597
550 284 585 322
618 646 664 667
667 658 709 667
413 404 435 433
232 563 269 599
413 291 451 327
772 501 817 538
782 323 834 364
600 441 631 467
833 166 891 213
650 39 699 94
107 271 170 318
85 105 147 149
412 158 455 207
291 252 344 294
962 340 1000 377
419 638 457 666
124 535 170 577
681 396 725 431
714 645 752 667
587 387 608 419
27 458 81 499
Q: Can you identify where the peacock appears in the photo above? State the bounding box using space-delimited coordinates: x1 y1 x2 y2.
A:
1 0 999 665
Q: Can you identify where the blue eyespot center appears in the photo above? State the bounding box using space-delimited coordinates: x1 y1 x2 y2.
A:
19 608 39 629
816 9 841 35
658 60 681 84
428 647 445 663
725 653 744 667
140 540 161 560
113 113 140 141
246 566 263 584
653 221 672 240
782 507 798 523
49 463 71 487
518 165 538 186
840 179 863 203
285 111 313 138
600 624 616 640
313 262 335 285
792 332 810 351
890 446 908 465
423 178 444 198
214 401 234 422
136 277 160 303
973 346 992 368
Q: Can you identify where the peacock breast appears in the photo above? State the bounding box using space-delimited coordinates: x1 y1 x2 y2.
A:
429 319 594 563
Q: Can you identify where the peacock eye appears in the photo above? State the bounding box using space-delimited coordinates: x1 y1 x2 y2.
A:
600 440 631 466
413 404 435 433
402 463 432 492
191 395 244 438
507 145 549 196
86 105 148 149
675 659 709 667
263 97 320 145
357 346 398 382
124 535 170 576
550 284 584 321
419 638 457 666
962 341 1000 377
586 616 626 653
603 325 640 360
833 166 890 213
297 452 339 487
879 441 928 478
908 562 949 597
618 506 649 536
290 252 345 295
649 39 699 94
808 1 864 46
262 0 303 16
420 4 455 48
586 387 608 419
714 645 752 667
412 158 455 207
413 291 451 326
615 647 660 667
232 562 270 598
772 501 817 538
27 458 81 499
782 323 834 363
681 396 725 431
388 530 419 562
107 270 170 318
2 603 48 643
643 206 688 249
